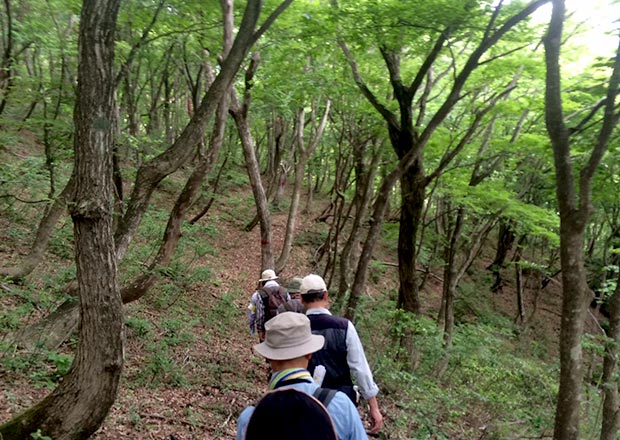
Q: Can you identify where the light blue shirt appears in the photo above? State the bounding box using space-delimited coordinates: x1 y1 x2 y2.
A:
306 308 379 400
235 379 368 440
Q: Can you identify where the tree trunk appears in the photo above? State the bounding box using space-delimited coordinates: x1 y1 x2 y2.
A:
0 0 14 116
553 221 590 440
488 221 516 293
230 53 275 270
513 241 526 326
346 166 402 320
113 0 285 261
275 100 331 273
0 1 124 438
397 158 425 314
544 1 620 437
600 249 620 440
441 207 464 349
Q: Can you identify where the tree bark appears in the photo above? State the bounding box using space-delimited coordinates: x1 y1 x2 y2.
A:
113 0 294 261
600 250 620 440
488 220 516 293
339 0 549 327
544 1 620 438
230 53 275 270
0 1 123 438
0 176 75 280
441 207 464 349
275 100 331 273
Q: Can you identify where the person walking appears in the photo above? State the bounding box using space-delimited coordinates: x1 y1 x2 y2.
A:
300 274 384 434
277 277 305 314
244 388 338 440
236 312 367 440
247 269 289 342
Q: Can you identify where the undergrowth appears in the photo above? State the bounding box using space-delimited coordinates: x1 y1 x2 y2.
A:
355 293 603 439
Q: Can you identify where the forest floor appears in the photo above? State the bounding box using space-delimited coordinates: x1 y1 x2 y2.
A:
0 181 385 439
0 167 601 439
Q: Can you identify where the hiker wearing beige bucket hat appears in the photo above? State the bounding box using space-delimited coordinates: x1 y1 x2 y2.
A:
236 312 367 440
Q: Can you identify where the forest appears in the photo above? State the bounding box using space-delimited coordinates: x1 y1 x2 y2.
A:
1 0 620 438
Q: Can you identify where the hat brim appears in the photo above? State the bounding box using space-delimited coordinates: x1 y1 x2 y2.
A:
259 276 279 281
253 334 325 360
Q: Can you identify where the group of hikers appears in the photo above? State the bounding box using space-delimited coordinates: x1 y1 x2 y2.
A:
238 269 383 440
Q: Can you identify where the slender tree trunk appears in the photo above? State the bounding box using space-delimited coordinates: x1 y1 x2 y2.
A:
0 0 14 116
230 53 275 270
0 1 123 438
514 241 525 325
275 100 331 273
488 221 516 292
544 1 620 437
600 260 620 440
442 207 464 349
346 167 402 320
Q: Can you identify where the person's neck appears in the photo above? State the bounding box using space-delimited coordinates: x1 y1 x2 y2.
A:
304 302 328 310
270 358 308 372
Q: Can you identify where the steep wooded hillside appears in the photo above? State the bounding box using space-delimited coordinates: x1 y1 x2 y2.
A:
0 141 604 439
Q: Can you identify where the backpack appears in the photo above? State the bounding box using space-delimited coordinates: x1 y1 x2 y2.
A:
259 285 289 322
248 387 339 440
312 387 337 408
277 298 305 314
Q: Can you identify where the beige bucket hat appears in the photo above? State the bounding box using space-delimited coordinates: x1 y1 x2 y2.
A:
259 269 279 282
254 312 325 360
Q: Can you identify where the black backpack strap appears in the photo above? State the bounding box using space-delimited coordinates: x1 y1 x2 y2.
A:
259 286 269 302
313 387 337 408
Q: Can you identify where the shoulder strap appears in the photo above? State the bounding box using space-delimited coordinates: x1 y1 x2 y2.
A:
313 387 337 408
259 286 270 300
283 301 294 312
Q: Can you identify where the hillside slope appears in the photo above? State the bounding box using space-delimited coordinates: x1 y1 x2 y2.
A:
1 174 601 439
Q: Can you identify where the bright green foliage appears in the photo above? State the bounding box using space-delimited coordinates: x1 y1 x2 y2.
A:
29 429 52 440
356 294 561 439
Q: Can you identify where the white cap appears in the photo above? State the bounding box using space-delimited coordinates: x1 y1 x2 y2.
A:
300 274 327 294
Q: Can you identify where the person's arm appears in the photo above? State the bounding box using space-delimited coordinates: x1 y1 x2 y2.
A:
236 406 254 440
248 293 258 336
366 395 383 434
345 322 383 433
256 294 266 341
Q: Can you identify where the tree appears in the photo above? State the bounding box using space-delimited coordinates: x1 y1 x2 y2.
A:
7 0 294 350
0 0 123 438
544 0 620 438
339 0 551 328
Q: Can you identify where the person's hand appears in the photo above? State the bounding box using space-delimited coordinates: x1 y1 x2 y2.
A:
258 331 265 342
368 405 383 434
